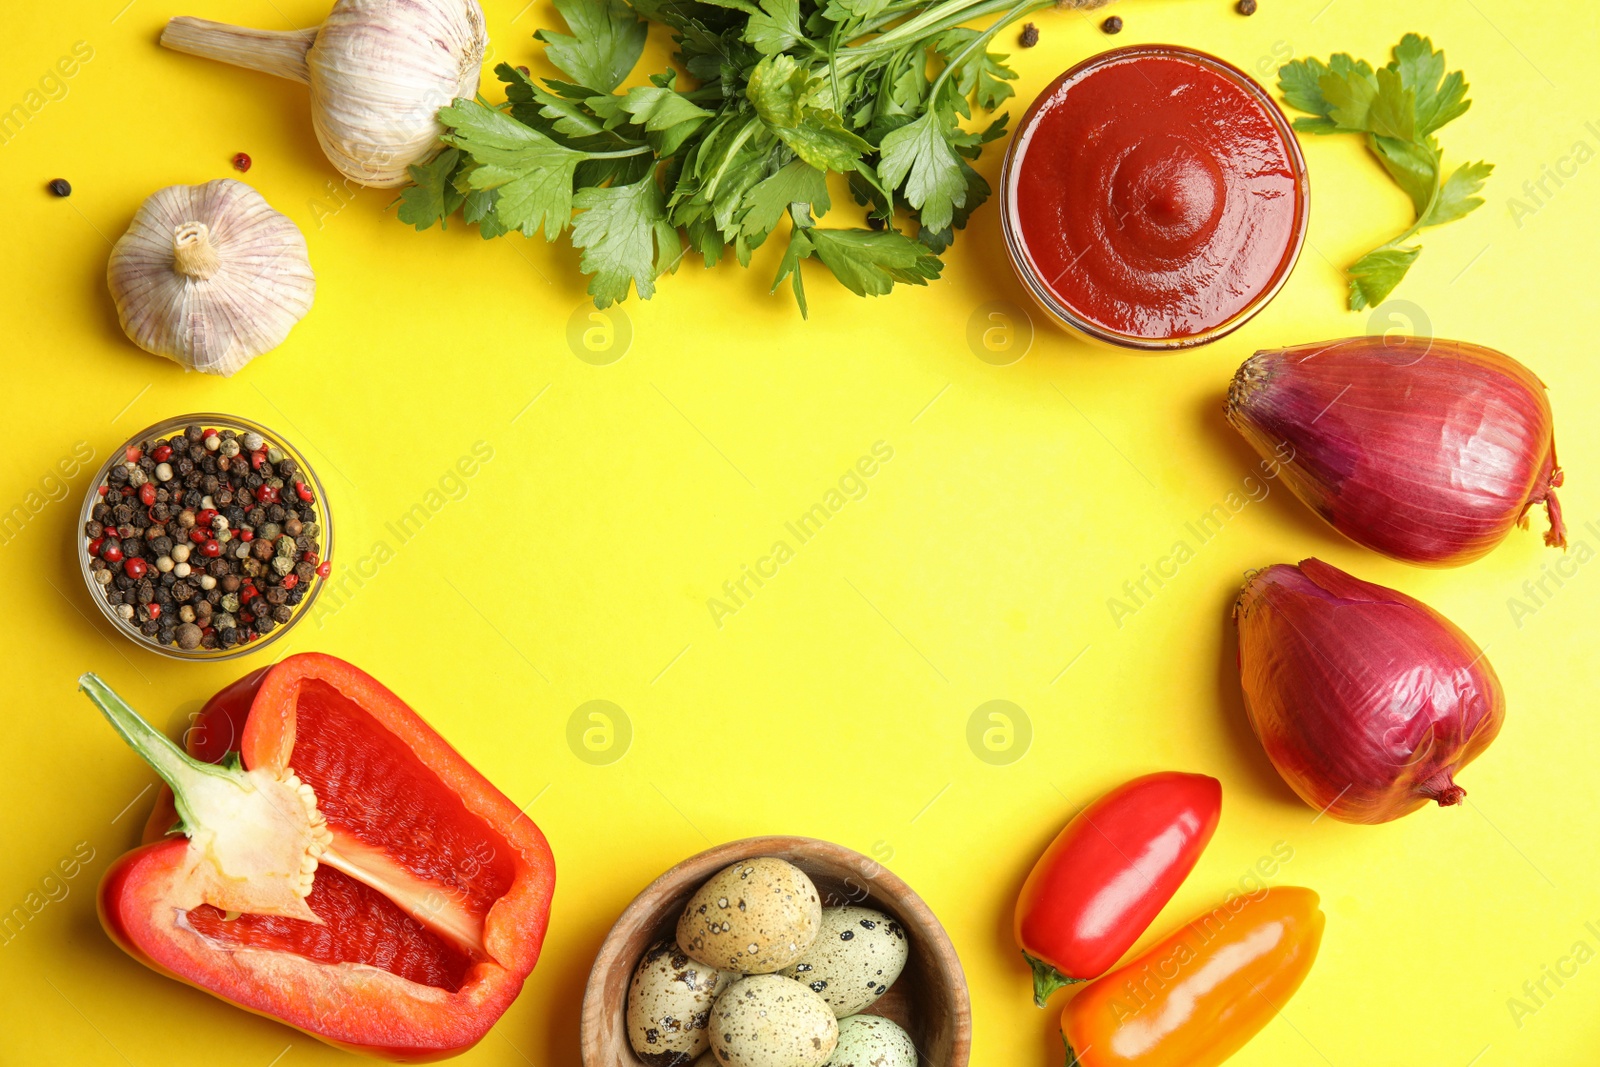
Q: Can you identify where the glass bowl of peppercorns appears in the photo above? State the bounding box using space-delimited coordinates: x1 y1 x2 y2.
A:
77 413 333 660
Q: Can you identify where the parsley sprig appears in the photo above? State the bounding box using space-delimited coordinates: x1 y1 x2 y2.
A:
398 0 1067 313
1278 34 1492 311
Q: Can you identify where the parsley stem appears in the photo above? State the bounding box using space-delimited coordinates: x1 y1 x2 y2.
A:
1365 138 1441 253
585 145 655 159
925 0 1042 100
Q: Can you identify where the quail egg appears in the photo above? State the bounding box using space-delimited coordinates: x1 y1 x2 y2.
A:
823 1015 917 1067
780 907 908 1016
709 975 838 1067
628 939 734 1066
679 857 822 973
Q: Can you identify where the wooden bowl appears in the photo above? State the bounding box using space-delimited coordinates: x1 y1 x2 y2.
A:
580 836 972 1067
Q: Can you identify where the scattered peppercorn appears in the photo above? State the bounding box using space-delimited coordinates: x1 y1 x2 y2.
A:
1101 15 1123 33
1019 22 1039 47
84 421 327 654
48 178 72 197
231 152 252 172
1236 0 1256 12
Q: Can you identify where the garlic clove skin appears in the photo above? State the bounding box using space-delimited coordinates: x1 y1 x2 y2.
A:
162 0 487 188
1234 558 1505 825
309 0 486 187
107 179 315 376
1227 336 1565 566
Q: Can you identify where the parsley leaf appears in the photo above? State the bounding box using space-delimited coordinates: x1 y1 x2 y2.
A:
1278 35 1491 310
536 0 647 92
878 110 966 232
399 0 1031 310
397 148 465 230
439 100 588 240
571 176 679 305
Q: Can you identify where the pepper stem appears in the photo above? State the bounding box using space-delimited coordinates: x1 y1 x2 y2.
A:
80 673 331 922
160 17 315 85
79 673 240 832
172 223 220 280
1025 951 1081 1008
1064 1034 1082 1067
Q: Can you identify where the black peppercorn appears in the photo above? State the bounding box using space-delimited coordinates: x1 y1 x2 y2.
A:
1102 15 1122 32
48 178 72 197
1237 0 1256 12
1019 22 1039 47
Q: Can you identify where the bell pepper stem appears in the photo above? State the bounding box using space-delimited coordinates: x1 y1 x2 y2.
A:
1025 951 1081 1008
1064 1035 1082 1067
79 673 243 834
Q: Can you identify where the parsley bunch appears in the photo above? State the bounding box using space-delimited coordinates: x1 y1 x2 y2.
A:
1278 34 1492 311
398 0 1069 313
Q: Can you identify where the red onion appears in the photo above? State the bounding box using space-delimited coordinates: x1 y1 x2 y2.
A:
1226 337 1565 566
1233 558 1504 824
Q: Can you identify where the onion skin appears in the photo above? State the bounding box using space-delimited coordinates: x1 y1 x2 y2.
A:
1234 559 1504 824
1227 337 1565 566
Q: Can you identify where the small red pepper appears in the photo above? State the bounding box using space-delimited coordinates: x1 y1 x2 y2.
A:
124 558 148 580
316 560 332 579
82 657 556 1060
140 484 156 505
147 603 161 620
258 485 280 504
1016 772 1221 1005
103 542 124 563
200 540 222 558
282 574 299 589
98 484 109 497
125 445 143 463
88 537 104 557
239 529 254 542
153 444 172 462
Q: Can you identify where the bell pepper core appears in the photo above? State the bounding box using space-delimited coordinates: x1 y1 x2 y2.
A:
83 654 556 1060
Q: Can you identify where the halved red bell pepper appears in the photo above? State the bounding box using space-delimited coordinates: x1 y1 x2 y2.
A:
82 653 555 1061
1015 771 1221 1005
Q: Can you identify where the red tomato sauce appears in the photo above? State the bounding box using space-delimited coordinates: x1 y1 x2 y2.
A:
1004 46 1306 344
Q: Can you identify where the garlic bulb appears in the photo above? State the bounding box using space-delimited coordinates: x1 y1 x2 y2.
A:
161 0 487 188
107 180 315 376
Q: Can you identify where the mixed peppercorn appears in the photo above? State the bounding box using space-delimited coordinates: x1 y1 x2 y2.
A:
84 423 329 653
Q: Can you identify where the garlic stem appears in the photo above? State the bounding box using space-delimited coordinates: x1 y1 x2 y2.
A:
172 223 220 280
161 17 315 86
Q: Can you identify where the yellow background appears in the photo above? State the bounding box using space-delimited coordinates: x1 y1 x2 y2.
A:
3 0 1598 1064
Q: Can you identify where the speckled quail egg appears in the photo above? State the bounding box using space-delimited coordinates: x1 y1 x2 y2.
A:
709 975 839 1067
823 1015 917 1067
679 858 822 974
627 939 734 1066
779 907 908 1017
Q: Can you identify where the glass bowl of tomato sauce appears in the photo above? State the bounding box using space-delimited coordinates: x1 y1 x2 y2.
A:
1000 45 1308 351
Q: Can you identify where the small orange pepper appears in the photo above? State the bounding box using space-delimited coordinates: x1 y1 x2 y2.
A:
1060 885 1324 1067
